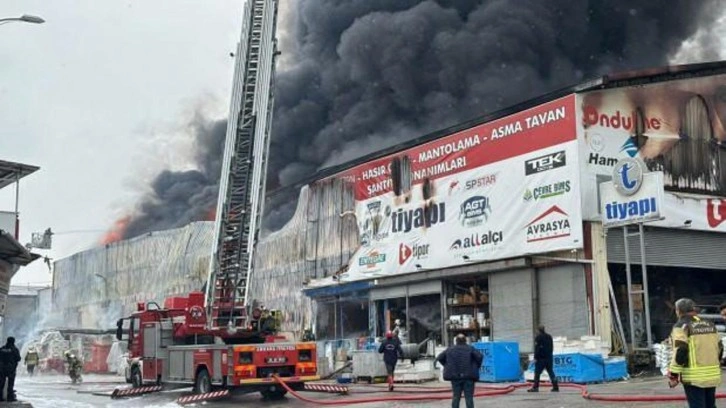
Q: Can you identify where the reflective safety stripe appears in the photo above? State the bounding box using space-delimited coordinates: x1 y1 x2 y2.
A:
681 365 721 381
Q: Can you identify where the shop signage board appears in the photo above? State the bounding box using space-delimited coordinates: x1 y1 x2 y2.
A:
321 95 584 282
599 158 665 228
577 73 726 232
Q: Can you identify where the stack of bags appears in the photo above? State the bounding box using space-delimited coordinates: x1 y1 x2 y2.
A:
653 342 672 376
38 331 70 359
106 341 128 375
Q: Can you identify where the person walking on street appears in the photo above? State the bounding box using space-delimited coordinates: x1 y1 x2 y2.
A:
528 325 559 392
0 337 21 402
436 334 483 408
668 298 722 408
24 347 39 377
378 331 403 391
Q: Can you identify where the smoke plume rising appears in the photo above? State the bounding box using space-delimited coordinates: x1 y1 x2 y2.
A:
116 116 226 240
118 0 722 238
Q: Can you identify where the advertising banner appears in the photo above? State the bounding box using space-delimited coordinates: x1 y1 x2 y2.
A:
578 73 726 232
322 95 583 283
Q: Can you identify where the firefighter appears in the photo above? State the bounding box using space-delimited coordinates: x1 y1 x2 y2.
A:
378 332 402 391
302 329 316 342
64 351 83 384
24 347 39 377
668 298 722 408
0 337 21 402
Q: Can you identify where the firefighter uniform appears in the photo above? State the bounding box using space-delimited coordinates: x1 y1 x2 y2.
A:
669 315 722 408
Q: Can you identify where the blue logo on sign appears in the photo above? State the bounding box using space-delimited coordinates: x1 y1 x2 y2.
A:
613 159 643 196
618 163 637 191
620 138 638 158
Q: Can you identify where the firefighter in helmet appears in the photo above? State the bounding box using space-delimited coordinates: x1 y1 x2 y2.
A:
668 298 723 407
24 347 39 376
64 351 83 383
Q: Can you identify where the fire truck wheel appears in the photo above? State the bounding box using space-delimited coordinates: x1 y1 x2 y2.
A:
131 366 143 388
194 368 212 395
260 387 287 400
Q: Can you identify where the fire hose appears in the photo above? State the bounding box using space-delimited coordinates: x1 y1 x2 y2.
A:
272 375 726 404
272 375 514 405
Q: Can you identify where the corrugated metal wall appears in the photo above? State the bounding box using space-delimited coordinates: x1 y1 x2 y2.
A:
51 179 360 335
52 222 213 329
251 180 359 334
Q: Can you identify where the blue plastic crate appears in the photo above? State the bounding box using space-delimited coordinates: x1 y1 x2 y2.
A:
604 358 628 381
473 342 520 382
526 353 604 384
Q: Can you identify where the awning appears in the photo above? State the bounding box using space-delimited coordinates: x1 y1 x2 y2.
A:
0 159 40 190
0 230 40 266
302 280 372 298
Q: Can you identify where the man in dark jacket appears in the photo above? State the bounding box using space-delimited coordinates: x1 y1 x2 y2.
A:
528 325 558 392
378 331 403 391
0 337 21 402
436 334 483 408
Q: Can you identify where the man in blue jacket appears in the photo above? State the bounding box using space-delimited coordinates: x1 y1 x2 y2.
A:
436 334 483 408
379 331 403 391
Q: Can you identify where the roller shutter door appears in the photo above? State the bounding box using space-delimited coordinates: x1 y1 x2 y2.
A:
607 227 726 270
538 265 589 339
490 269 534 353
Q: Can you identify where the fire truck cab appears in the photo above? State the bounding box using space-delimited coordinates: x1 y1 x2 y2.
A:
116 292 318 398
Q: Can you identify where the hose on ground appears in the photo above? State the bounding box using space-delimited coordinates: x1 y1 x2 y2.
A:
280 377 726 404
272 375 515 405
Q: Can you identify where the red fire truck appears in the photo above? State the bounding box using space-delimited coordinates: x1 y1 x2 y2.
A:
116 293 317 399
115 0 317 399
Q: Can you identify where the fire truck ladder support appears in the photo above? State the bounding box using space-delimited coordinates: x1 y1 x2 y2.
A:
176 389 231 405
304 383 349 394
206 0 279 330
110 385 163 399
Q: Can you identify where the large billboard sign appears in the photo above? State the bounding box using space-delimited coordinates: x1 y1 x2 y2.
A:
578 73 726 232
323 95 583 282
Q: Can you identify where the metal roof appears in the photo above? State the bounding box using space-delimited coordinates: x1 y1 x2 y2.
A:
0 230 40 266
0 159 40 191
266 60 726 198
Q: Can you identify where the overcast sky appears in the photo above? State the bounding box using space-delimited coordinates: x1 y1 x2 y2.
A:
1 1 242 285
1 1 725 287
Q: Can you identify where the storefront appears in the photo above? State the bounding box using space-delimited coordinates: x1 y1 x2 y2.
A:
322 257 590 354
289 63 726 359
370 280 442 344
606 225 726 347
304 281 372 340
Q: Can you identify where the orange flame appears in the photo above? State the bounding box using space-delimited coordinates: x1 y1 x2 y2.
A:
100 216 131 245
206 207 216 221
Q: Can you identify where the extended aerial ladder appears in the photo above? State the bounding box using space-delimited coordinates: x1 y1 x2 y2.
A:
114 1 318 398
205 0 280 332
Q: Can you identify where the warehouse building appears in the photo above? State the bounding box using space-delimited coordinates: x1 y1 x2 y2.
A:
51 62 726 354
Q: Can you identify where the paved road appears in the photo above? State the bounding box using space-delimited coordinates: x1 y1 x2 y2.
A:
10 373 719 407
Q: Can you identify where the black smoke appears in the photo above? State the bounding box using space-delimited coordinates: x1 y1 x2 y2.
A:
264 0 721 230
121 116 226 239
122 0 721 238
